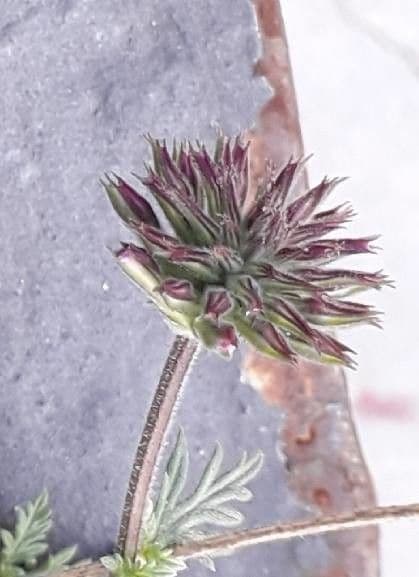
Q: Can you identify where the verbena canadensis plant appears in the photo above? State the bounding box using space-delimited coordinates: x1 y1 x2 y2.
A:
104 135 388 367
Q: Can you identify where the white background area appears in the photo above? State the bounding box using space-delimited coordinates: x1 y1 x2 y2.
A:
283 1 419 574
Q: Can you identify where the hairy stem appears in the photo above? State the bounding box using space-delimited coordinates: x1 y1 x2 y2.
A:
57 501 419 577
174 502 419 560
118 335 198 559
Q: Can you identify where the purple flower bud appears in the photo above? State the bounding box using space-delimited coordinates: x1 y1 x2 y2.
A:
313 202 355 226
192 316 238 359
106 134 389 366
296 267 390 290
239 277 263 315
255 263 317 291
272 160 300 208
191 148 218 187
215 324 238 358
115 243 159 273
335 236 380 254
313 330 355 367
267 296 315 340
136 223 180 252
115 243 161 295
169 246 213 265
204 289 233 320
282 236 379 262
286 177 341 225
304 294 371 317
253 320 297 363
105 175 160 228
142 165 219 245
158 279 196 301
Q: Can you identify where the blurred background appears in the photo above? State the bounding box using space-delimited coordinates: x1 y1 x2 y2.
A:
0 1 418 576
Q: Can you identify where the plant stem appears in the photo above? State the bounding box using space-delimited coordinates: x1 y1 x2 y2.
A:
117 335 198 559
174 502 419 560
57 501 419 577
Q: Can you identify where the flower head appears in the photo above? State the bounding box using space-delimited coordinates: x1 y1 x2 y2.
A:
104 135 389 366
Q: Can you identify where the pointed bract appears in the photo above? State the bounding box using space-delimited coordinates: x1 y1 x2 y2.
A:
204 289 233 320
104 175 160 228
158 279 196 302
193 317 238 359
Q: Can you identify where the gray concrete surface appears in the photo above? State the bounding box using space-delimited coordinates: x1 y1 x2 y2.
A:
0 1 300 575
2 1 419 576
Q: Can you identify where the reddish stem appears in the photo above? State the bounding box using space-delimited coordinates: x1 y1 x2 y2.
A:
117 336 198 558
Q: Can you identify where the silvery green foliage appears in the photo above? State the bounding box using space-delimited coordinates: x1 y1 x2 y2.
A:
0 492 76 577
144 429 264 549
102 429 263 577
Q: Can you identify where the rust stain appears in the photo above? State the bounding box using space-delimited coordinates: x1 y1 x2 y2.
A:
313 487 333 508
249 0 306 177
242 352 380 576
295 423 316 446
253 0 282 38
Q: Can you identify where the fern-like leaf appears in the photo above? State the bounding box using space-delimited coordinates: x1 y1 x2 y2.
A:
149 429 264 548
29 546 78 577
1 491 51 568
103 430 264 577
0 492 76 577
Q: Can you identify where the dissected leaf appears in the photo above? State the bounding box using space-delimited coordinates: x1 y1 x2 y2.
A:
0 493 76 577
29 546 77 577
146 429 264 548
104 431 264 577
1 492 51 568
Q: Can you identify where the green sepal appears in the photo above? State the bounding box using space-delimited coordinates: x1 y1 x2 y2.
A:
288 336 351 367
264 306 310 341
192 317 220 349
153 195 198 245
305 313 379 328
103 181 137 225
117 255 161 295
155 256 220 284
